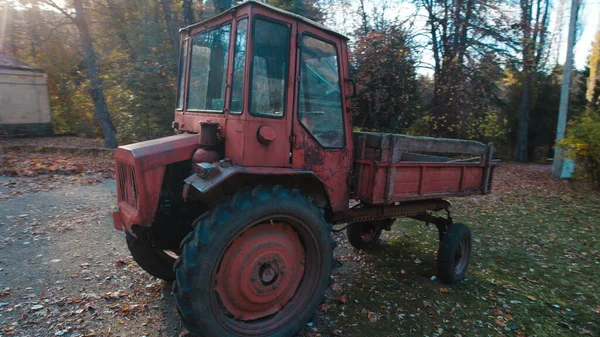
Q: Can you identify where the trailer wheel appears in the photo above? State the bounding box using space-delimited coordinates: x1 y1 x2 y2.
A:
346 219 394 250
437 223 472 284
126 232 176 281
174 185 333 337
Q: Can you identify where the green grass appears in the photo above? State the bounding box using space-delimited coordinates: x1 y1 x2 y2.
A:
324 188 600 336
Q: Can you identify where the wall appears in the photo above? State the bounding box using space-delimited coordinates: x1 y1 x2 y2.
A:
0 68 52 136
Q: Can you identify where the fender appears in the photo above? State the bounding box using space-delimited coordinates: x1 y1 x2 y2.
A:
114 133 200 232
183 160 334 210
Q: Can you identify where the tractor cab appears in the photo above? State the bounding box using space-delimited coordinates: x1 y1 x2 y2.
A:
173 0 354 211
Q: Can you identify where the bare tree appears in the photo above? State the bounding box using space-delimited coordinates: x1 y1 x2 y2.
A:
44 0 118 148
514 0 550 162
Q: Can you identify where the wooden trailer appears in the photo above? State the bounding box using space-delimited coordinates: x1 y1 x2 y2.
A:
352 132 495 204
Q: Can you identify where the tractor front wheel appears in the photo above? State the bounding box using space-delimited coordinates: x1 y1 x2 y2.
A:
174 185 333 337
126 232 176 281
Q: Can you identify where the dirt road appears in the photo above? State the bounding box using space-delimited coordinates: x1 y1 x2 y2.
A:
0 178 185 336
0 175 341 337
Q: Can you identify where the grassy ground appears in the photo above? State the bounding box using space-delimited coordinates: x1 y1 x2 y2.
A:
315 164 600 337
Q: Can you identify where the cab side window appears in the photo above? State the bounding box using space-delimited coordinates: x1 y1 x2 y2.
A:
249 18 290 117
298 35 344 148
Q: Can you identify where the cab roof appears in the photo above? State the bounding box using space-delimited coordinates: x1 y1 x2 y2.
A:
179 0 349 40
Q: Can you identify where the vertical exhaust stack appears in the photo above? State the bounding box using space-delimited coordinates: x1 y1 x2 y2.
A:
199 122 219 148
192 122 222 167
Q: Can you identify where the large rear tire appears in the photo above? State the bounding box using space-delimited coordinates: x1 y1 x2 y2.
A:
126 232 176 281
174 185 333 337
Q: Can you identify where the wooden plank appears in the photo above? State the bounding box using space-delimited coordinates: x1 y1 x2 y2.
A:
482 143 494 194
384 138 401 201
390 134 487 155
355 134 367 198
401 152 454 162
353 131 487 155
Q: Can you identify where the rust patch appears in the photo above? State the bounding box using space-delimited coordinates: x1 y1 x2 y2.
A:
303 143 323 167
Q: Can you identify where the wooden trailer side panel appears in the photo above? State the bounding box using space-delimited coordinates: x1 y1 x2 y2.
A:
356 161 488 204
353 131 495 205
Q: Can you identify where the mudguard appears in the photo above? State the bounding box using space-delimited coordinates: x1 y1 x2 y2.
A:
183 160 332 207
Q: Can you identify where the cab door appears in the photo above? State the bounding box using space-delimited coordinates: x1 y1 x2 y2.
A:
291 23 353 212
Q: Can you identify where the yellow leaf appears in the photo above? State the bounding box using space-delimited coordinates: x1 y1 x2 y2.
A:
439 288 449 293
526 295 537 301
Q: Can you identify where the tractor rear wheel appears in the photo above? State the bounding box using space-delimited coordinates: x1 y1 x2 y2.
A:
126 232 176 281
174 185 333 337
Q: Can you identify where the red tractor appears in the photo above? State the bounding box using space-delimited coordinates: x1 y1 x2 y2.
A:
112 2 496 336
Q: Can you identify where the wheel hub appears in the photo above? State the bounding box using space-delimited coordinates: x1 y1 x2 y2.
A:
454 237 469 274
215 222 305 321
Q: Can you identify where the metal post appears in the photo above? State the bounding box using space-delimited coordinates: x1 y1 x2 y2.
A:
552 0 579 178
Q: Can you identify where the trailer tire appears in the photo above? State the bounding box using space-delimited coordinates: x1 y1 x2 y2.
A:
174 185 333 337
347 219 394 250
437 223 472 284
126 232 176 281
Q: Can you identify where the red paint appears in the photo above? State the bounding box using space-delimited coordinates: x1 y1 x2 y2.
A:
215 223 305 321
257 125 277 145
192 148 220 164
355 160 491 204
113 1 495 236
114 133 199 232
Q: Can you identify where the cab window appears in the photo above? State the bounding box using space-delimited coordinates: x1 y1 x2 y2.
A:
298 35 344 148
249 18 290 118
187 23 231 112
230 18 248 114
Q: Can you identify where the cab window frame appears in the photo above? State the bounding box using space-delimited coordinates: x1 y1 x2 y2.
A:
248 15 291 119
297 32 346 149
229 16 249 115
186 21 232 114
176 37 189 111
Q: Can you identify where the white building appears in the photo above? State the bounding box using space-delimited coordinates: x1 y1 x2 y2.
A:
0 53 52 136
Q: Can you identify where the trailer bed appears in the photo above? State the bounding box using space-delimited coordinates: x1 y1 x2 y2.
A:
353 132 495 204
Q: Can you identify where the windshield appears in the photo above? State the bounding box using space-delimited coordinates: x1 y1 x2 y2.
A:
187 23 231 112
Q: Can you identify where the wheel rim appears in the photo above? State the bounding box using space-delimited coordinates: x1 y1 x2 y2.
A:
454 236 470 275
359 223 378 242
215 222 305 321
210 215 324 334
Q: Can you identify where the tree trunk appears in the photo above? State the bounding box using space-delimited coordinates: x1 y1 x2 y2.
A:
161 0 178 60
515 0 534 162
105 0 136 61
182 0 195 26
29 0 42 60
73 0 118 148
515 73 531 162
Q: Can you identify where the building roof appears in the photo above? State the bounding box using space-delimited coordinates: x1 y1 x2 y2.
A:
180 0 349 40
0 53 44 72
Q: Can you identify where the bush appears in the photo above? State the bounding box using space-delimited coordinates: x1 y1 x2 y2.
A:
558 112 600 187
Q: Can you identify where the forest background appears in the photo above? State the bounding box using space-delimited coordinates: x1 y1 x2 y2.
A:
1 0 599 164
